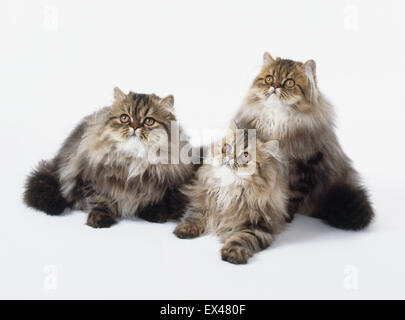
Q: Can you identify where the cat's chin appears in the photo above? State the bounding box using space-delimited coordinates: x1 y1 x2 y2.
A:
264 94 283 106
212 163 255 185
127 134 148 144
116 136 149 158
264 95 299 111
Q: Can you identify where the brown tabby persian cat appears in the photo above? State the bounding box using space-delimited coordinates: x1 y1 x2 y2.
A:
235 52 374 230
24 87 194 227
174 122 288 264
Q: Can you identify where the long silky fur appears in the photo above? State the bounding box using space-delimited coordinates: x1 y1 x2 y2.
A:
235 54 374 230
174 127 289 264
24 160 68 215
24 88 195 226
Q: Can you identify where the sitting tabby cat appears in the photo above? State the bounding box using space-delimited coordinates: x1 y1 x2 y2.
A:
235 52 374 230
174 122 288 264
24 87 194 228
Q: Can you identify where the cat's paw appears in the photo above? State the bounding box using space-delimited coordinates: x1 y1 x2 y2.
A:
173 223 201 239
87 210 117 228
221 244 253 265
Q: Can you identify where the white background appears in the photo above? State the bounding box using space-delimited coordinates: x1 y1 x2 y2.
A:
1 0 404 299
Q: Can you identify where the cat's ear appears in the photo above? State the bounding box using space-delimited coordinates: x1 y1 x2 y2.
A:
263 52 275 65
229 120 239 131
114 87 126 102
160 95 174 110
304 59 316 78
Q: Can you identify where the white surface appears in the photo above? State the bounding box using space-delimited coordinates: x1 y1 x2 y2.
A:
1 0 404 299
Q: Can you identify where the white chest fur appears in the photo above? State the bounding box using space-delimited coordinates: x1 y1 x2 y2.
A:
213 165 242 187
260 97 293 138
116 138 155 180
116 137 148 159
206 165 245 209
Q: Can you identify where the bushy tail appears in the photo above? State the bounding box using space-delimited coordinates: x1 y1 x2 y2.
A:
24 160 67 215
314 182 374 231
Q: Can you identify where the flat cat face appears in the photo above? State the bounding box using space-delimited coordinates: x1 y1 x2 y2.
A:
248 52 318 112
211 126 255 176
106 87 175 147
208 122 279 181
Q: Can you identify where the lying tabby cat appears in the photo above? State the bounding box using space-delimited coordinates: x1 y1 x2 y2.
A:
24 87 194 227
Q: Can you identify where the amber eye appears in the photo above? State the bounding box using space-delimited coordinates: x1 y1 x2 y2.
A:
144 117 155 126
240 152 251 164
265 75 274 84
284 79 295 88
222 143 232 154
120 114 130 123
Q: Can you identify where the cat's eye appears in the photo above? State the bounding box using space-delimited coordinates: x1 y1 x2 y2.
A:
239 152 251 164
120 114 130 123
144 117 155 126
284 79 295 88
265 75 274 84
222 143 232 154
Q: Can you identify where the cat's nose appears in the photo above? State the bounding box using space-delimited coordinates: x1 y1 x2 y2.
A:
130 121 140 130
273 82 282 89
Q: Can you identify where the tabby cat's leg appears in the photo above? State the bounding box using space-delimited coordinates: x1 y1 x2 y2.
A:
221 228 273 264
164 188 189 221
137 201 170 223
85 194 118 228
287 155 319 219
173 209 206 239
137 187 190 223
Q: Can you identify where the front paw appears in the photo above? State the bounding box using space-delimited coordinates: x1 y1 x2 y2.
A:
221 244 252 264
87 210 117 228
173 223 201 239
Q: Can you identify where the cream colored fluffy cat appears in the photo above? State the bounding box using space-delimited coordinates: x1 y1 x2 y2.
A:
174 122 288 264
